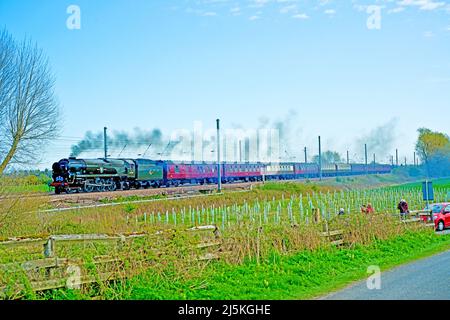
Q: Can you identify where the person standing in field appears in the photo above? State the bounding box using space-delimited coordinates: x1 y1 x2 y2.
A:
366 203 374 214
397 199 409 219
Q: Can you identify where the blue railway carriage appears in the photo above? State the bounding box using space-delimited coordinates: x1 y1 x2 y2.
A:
294 163 320 178
350 164 367 175
336 163 352 176
263 163 296 180
321 164 337 176
371 164 393 174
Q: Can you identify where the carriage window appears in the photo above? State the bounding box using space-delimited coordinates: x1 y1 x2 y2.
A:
175 166 180 173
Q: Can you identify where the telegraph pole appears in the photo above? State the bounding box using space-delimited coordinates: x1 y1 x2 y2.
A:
364 144 368 175
414 152 416 166
347 150 350 165
104 127 108 159
318 136 322 180
216 119 222 193
304 147 307 164
396 149 399 166
373 153 376 171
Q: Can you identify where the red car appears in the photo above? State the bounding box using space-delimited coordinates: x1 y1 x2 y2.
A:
421 203 450 231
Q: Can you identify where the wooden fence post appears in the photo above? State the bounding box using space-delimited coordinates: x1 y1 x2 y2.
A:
117 235 126 251
43 238 55 258
213 226 221 239
256 227 262 265
314 208 321 224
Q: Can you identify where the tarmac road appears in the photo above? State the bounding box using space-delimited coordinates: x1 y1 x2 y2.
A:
322 238 450 300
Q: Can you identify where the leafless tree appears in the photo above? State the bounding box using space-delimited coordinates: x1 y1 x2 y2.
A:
0 29 60 174
0 30 15 133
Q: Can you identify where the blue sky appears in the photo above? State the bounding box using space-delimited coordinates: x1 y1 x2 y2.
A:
0 0 449 168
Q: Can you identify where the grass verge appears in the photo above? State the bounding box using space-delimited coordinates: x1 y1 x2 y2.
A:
122 230 450 300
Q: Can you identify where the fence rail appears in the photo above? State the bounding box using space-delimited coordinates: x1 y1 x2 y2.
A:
0 226 220 299
0 212 436 299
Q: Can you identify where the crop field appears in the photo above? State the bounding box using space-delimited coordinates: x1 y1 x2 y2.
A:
387 177 450 190
0 175 449 300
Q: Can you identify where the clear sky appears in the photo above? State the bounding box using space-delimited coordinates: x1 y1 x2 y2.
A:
0 0 449 168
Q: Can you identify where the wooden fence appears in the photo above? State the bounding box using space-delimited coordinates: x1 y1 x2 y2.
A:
401 210 435 228
0 211 436 299
0 226 220 299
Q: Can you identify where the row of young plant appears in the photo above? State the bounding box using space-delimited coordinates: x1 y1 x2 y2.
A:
122 187 449 230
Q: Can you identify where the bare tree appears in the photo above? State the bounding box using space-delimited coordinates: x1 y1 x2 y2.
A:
0 30 15 131
0 30 60 174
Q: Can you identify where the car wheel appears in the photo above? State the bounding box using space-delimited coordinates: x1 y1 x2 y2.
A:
437 221 445 232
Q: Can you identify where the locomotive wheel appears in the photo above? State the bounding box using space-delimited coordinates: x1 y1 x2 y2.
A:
84 184 94 193
55 187 62 195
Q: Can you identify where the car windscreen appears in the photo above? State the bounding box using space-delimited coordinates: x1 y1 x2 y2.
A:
431 205 443 213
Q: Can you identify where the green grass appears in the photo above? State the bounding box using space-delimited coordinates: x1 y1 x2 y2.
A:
3 174 450 300
391 177 450 189
257 181 324 193
121 230 450 300
1 184 50 194
99 193 167 204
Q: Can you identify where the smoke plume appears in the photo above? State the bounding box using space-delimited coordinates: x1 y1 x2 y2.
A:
71 128 164 158
355 118 398 161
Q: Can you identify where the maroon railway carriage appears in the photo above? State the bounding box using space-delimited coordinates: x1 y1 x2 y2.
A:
166 162 264 185
166 162 221 186
222 163 263 182
294 163 320 177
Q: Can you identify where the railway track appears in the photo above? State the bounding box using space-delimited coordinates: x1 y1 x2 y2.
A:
1 181 263 210
1 174 394 207
1 175 337 202
47 181 259 206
